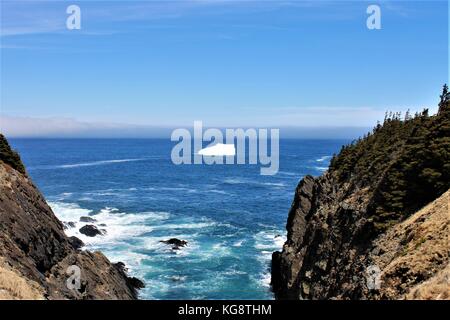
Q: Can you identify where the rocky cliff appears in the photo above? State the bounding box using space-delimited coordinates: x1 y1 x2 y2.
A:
0 135 143 300
272 87 450 300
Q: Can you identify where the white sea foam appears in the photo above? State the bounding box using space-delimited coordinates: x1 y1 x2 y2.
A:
78 196 94 201
223 178 246 185
152 221 217 230
223 267 247 276
274 236 286 248
278 171 297 176
253 230 285 289
260 272 272 288
101 249 149 273
316 155 332 162
208 189 228 195
50 199 276 298
196 242 232 261
232 240 244 247
159 187 198 193
49 201 169 246
254 231 286 258
262 182 285 187
212 242 228 251
224 178 285 188
49 201 92 222
168 275 187 282
53 158 146 169
61 192 73 197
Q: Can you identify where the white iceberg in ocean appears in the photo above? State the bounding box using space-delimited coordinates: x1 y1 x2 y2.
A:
198 143 235 156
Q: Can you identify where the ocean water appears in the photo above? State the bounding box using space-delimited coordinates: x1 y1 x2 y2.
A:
9 138 345 300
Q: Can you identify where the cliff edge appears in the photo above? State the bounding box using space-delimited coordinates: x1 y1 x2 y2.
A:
0 134 143 300
272 86 450 300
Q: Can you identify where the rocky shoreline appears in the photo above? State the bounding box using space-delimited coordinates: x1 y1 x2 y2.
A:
0 135 143 300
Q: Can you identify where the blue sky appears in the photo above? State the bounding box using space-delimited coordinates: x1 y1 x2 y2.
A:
0 0 448 137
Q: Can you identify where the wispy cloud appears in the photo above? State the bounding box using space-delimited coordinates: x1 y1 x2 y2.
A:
0 0 220 37
0 0 327 37
0 1 65 36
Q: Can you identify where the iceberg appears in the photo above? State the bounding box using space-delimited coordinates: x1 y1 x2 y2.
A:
198 143 235 156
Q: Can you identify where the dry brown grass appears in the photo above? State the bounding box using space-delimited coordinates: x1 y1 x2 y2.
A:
406 262 450 300
0 259 44 300
371 189 450 299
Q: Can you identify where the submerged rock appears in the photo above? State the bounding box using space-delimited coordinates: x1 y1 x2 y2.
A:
170 275 187 282
80 216 97 223
79 224 103 237
160 238 188 250
63 221 76 229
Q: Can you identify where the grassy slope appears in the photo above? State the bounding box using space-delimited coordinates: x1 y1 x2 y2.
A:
371 189 449 299
0 258 44 300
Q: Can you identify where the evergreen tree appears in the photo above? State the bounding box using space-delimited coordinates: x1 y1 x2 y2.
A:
0 134 26 174
328 86 450 233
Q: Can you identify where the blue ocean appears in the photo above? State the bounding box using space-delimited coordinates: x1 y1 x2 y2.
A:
9 138 345 300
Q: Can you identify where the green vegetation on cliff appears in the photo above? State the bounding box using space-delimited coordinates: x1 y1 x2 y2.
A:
0 134 26 174
329 85 450 231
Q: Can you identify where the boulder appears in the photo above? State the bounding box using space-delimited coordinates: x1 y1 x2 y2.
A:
68 236 84 250
79 225 103 237
160 238 188 250
63 221 76 229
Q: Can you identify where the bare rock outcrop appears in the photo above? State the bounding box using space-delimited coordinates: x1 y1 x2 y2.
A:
0 135 143 300
272 173 374 299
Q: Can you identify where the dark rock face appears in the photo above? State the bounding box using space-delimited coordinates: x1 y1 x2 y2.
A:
271 174 373 299
63 221 76 229
80 216 97 223
79 225 103 237
272 172 450 300
0 157 143 300
160 238 188 250
114 262 145 290
68 236 84 250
